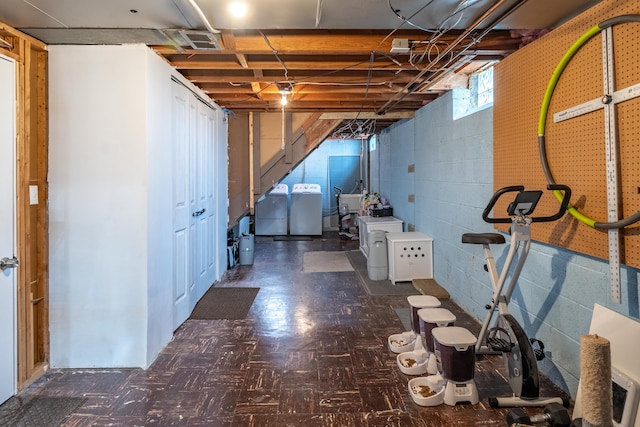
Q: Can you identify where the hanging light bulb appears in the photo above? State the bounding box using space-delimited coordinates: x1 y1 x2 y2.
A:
277 85 291 150
278 85 291 107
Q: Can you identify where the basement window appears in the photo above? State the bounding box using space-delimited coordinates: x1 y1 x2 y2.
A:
453 66 494 120
477 67 494 108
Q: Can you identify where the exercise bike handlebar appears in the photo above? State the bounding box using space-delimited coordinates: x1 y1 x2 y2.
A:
482 184 572 224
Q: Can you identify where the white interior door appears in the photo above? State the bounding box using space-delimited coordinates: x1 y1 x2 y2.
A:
0 55 17 404
172 81 217 328
171 81 193 329
193 100 216 301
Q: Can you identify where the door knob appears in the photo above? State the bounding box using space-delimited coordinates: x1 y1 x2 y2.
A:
192 208 206 217
0 256 19 271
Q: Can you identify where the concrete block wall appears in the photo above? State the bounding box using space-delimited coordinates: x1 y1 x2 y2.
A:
377 88 640 398
378 119 414 230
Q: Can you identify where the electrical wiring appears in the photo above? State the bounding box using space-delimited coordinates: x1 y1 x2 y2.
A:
438 0 475 32
226 1 477 110
409 41 455 69
374 0 440 53
290 81 390 87
387 0 483 34
329 52 377 137
331 118 377 139
259 31 291 86
387 0 488 71
222 0 494 114
387 0 438 33
377 0 524 114
221 53 380 107
359 52 375 114
381 0 479 75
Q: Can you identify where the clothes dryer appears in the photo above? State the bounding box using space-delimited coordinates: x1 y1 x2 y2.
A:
289 183 322 235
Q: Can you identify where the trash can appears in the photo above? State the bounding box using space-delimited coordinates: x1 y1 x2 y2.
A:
239 234 254 265
367 230 388 280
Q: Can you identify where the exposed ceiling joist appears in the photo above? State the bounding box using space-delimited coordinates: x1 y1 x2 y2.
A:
0 0 602 136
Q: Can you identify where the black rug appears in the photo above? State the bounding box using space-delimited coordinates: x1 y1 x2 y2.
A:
273 235 313 241
189 287 259 320
0 395 85 427
345 250 417 296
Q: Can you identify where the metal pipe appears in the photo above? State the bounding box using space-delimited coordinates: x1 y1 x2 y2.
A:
315 0 324 28
186 0 220 34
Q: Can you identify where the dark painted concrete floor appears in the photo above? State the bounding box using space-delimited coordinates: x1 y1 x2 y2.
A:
20 232 570 426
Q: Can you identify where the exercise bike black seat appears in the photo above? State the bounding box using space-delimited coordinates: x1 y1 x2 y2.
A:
461 233 506 245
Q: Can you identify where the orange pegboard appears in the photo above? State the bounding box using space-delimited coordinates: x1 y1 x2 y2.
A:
493 0 640 267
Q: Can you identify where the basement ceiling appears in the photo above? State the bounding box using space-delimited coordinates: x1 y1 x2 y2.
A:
0 0 601 136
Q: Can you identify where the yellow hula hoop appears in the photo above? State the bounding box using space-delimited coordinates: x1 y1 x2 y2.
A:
537 15 640 230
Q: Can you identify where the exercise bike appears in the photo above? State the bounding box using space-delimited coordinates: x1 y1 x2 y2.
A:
462 184 571 408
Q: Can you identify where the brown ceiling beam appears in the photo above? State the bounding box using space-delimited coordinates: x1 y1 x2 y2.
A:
220 31 250 68
154 46 509 58
172 60 415 71
210 92 434 101
154 34 392 55
162 46 513 61
183 74 421 83
201 86 404 94
152 30 518 55
210 93 437 104
250 82 263 94
220 104 425 111
218 103 428 113
319 112 414 120
215 92 416 102
248 33 397 53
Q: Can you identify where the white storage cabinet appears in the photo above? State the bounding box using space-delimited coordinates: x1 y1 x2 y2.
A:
358 216 403 257
385 232 433 284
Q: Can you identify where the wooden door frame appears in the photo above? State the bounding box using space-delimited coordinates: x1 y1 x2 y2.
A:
0 22 50 391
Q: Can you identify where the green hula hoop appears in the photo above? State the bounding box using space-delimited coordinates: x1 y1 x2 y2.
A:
538 15 640 230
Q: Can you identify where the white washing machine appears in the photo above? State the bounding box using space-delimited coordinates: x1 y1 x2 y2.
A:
255 184 289 236
289 183 322 236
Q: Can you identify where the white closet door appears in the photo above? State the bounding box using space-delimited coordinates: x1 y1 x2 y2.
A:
0 55 17 404
193 99 216 301
172 80 218 328
171 81 193 329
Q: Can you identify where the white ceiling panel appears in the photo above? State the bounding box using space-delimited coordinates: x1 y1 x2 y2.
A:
0 0 603 37
0 0 192 29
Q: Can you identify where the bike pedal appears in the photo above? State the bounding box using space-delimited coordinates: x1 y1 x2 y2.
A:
530 338 546 361
487 337 514 352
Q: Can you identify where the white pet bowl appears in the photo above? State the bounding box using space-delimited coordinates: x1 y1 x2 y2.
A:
408 376 445 407
387 332 416 353
397 351 428 375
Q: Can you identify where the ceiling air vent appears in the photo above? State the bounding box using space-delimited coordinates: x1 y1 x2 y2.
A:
179 30 222 50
